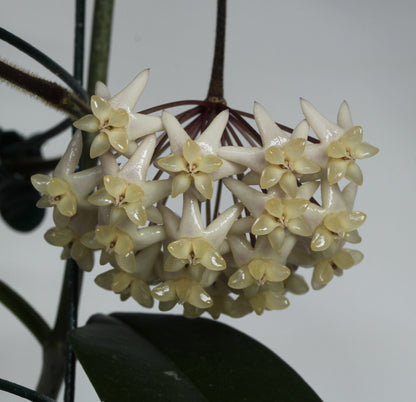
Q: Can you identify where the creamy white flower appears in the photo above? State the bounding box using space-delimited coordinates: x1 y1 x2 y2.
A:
74 70 163 157
31 131 102 218
156 110 244 199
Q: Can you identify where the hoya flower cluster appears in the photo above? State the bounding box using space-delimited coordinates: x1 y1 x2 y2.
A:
31 70 378 318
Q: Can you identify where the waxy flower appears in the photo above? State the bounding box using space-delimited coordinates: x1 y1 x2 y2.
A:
89 175 146 225
44 226 93 272
312 248 364 289
227 236 291 289
157 110 244 199
300 99 378 182
311 210 366 252
219 103 319 197
261 138 320 196
245 282 290 315
165 237 226 272
152 277 213 309
31 131 102 218
95 243 162 307
223 177 313 251
327 126 379 185
74 70 163 158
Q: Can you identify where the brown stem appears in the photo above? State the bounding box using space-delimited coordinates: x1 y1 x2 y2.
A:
206 0 226 104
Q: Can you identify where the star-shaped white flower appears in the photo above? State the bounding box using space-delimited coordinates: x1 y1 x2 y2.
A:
74 69 163 158
81 220 165 273
95 243 162 307
300 99 378 184
223 178 315 251
151 192 243 308
156 110 245 199
219 103 320 197
43 207 97 271
31 131 102 221
227 235 292 289
88 134 171 225
311 248 364 290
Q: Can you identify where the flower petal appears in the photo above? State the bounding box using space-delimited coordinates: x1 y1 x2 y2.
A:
88 188 114 206
73 114 100 132
168 239 192 259
91 95 111 122
314 259 334 285
183 139 202 165
193 172 213 199
353 142 379 159
164 255 187 272
103 175 126 198
333 249 355 269
57 193 77 217
327 158 349 184
124 184 144 203
345 162 363 185
311 226 334 251
228 267 254 289
172 172 191 198
108 127 129 153
287 217 312 236
44 228 73 246
157 154 187 172
340 126 363 148
109 108 129 127
198 154 223 173
293 157 321 174
268 226 286 251
265 198 283 218
279 171 298 198
125 202 147 226
260 165 285 189
90 132 111 158
31 174 51 193
327 141 347 158
284 138 306 160
114 232 134 255
264 146 284 165
284 199 309 219
116 251 136 273
199 249 226 271
251 214 279 235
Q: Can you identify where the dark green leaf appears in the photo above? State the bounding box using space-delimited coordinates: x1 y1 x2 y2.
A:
69 313 321 402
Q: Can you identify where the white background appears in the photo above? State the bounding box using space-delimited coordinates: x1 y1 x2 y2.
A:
0 1 415 401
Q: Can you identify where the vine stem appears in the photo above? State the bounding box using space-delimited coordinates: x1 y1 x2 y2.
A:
0 27 87 101
81 0 115 170
206 0 226 103
0 280 50 345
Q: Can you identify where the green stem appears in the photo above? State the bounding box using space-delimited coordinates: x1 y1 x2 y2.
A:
81 0 114 170
0 280 50 345
87 0 114 96
36 261 83 399
0 378 55 402
206 0 226 103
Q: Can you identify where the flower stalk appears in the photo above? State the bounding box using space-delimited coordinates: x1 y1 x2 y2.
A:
206 0 226 104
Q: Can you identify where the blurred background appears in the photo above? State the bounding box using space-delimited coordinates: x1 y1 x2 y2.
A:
0 1 415 401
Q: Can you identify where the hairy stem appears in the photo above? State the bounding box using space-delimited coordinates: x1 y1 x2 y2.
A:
0 280 50 345
0 60 89 118
0 27 87 100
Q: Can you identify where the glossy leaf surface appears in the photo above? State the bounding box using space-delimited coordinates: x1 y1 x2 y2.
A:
69 313 321 402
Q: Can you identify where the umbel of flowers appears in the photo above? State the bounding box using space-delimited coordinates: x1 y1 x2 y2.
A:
31 70 378 318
